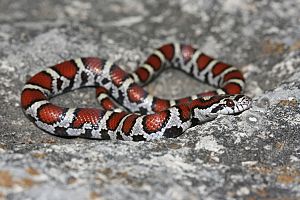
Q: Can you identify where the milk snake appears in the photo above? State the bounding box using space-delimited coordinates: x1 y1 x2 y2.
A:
21 43 252 141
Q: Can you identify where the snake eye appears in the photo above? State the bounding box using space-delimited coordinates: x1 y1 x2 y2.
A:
226 99 235 107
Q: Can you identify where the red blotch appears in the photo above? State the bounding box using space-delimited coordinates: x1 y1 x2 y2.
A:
21 89 47 109
197 54 213 70
190 96 223 108
127 84 146 102
146 54 161 71
196 91 217 97
158 43 175 61
223 83 242 94
73 108 101 128
212 62 230 77
135 67 150 82
107 112 127 131
122 114 139 135
176 104 190 121
53 60 78 79
110 66 128 87
176 97 192 104
181 45 195 63
83 57 103 74
223 70 244 82
96 86 108 96
143 111 169 133
153 99 170 112
101 98 117 110
27 72 52 90
38 104 64 124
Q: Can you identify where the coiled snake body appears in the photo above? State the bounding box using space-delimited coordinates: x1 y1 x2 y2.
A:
21 43 252 141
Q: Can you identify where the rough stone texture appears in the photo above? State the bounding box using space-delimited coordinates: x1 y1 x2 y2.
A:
0 0 300 199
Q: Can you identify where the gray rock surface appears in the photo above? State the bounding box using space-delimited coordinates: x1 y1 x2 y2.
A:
1 0 300 199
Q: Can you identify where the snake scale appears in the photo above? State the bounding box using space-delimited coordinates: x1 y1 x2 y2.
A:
21 43 252 141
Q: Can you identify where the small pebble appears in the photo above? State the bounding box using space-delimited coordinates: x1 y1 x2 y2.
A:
249 117 258 122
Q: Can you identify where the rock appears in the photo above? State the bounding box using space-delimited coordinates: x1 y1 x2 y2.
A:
0 0 299 199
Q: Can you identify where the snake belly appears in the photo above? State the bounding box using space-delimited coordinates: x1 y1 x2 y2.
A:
20 43 252 141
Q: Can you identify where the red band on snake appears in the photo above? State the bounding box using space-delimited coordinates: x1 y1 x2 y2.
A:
21 43 252 141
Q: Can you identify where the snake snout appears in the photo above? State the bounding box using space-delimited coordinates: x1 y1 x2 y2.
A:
238 95 252 109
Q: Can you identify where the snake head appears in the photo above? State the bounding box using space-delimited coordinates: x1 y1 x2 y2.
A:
190 94 252 126
210 94 252 115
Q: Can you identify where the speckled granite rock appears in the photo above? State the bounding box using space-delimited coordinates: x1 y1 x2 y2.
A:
0 0 300 199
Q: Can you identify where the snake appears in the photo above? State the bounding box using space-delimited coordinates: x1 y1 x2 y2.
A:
20 43 252 141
